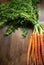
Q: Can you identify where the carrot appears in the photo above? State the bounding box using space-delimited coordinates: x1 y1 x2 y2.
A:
43 34 44 42
37 34 43 65
43 34 44 62
31 33 36 65
27 34 33 65
40 34 44 62
34 33 38 64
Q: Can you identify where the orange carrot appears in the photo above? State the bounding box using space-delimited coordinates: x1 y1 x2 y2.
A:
34 33 38 64
43 34 44 62
37 34 43 65
40 34 44 62
43 34 44 42
31 33 36 65
27 34 33 65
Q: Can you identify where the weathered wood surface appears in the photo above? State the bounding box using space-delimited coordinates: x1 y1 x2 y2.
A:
0 0 8 2
0 27 32 65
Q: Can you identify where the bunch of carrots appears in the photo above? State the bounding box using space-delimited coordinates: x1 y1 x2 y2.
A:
27 22 44 65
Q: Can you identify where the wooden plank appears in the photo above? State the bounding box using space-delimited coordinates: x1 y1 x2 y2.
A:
0 27 11 65
38 0 44 22
8 28 32 65
0 27 32 65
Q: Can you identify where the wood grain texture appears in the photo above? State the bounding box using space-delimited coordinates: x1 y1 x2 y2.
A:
0 28 32 65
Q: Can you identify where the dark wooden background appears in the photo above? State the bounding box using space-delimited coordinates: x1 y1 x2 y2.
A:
0 27 32 65
0 0 8 2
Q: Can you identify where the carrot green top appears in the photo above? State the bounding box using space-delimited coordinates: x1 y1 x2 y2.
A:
0 0 38 37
